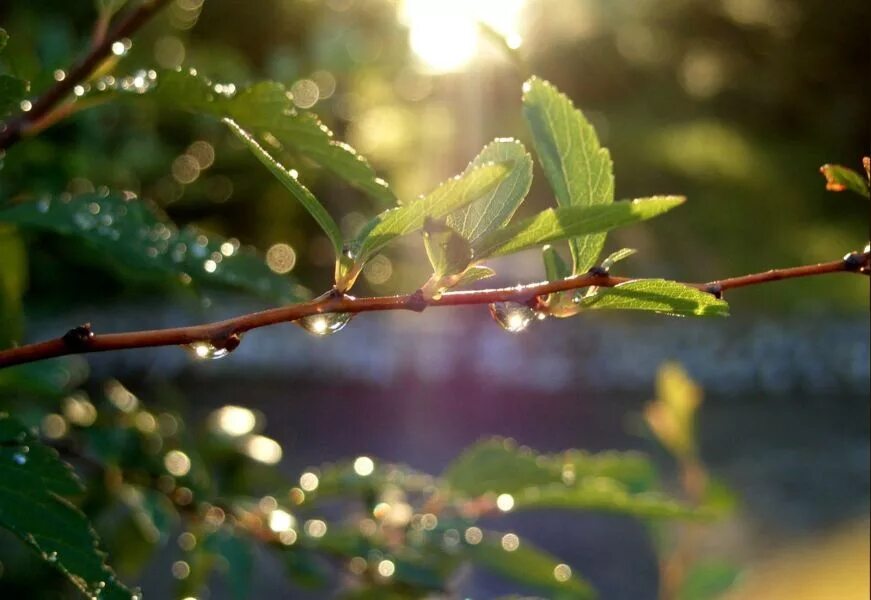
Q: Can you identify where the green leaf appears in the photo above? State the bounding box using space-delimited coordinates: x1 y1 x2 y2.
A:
581 280 729 317
467 535 595 599
820 163 870 199
85 69 395 206
225 117 343 256
522 76 614 273
0 358 89 397
676 561 741 600
423 217 473 278
447 139 533 243
343 162 510 287
510 481 706 519
600 247 637 271
443 438 656 497
0 28 8 52
0 192 308 302
0 413 133 599
473 196 684 259
441 439 700 519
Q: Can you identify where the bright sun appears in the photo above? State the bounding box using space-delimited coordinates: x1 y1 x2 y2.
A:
400 0 526 73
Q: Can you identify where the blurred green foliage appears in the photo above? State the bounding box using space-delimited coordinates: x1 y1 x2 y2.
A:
0 0 865 597
0 0 867 311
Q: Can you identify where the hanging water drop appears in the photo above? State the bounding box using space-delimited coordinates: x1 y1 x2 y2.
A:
12 452 27 465
489 302 535 333
184 334 242 360
296 312 353 336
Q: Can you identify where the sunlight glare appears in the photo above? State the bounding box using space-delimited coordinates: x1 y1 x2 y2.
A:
401 0 526 73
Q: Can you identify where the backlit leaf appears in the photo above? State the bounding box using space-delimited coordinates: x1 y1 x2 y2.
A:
580 280 729 317
473 196 684 259
522 77 613 273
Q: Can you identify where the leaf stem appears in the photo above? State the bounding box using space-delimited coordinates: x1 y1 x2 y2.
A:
0 252 865 369
0 0 172 151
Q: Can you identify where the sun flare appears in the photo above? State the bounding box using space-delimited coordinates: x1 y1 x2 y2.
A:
400 0 526 73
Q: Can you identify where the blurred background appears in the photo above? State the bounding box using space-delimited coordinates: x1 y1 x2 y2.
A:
0 0 868 598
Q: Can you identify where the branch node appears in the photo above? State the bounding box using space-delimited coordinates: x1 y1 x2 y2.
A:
407 290 428 313
704 283 723 299
843 251 868 273
62 324 95 350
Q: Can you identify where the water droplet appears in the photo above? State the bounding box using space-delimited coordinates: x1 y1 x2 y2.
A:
45 551 58 562
296 312 353 336
184 334 242 360
488 302 535 333
12 452 27 465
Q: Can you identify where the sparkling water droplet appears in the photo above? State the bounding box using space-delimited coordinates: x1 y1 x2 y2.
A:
184 334 242 360
296 312 353 336
489 302 535 333
46 551 58 562
12 452 27 465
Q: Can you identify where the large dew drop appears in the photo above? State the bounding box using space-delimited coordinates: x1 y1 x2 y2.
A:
184 334 242 360
295 312 353 336
488 302 535 333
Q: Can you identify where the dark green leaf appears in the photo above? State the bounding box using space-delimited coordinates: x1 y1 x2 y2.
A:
522 76 613 273
0 74 28 118
581 280 729 317
0 192 308 302
447 139 533 243
473 196 684 259
85 69 395 206
225 117 343 256
0 28 8 52
819 163 870 199
0 414 132 599
467 535 595 599
0 358 89 397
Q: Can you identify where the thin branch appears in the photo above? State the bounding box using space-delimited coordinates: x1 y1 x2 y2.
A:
0 252 866 369
0 0 172 151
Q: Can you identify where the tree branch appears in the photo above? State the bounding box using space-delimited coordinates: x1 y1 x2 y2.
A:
1 252 866 369
0 0 172 151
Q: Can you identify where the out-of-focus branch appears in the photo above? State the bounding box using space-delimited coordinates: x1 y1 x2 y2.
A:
0 0 172 151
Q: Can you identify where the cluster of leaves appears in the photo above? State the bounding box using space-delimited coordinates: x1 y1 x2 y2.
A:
0 356 735 599
0 15 742 600
1 33 728 317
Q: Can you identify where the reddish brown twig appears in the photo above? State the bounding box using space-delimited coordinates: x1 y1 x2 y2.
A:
0 253 865 369
0 0 172 151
